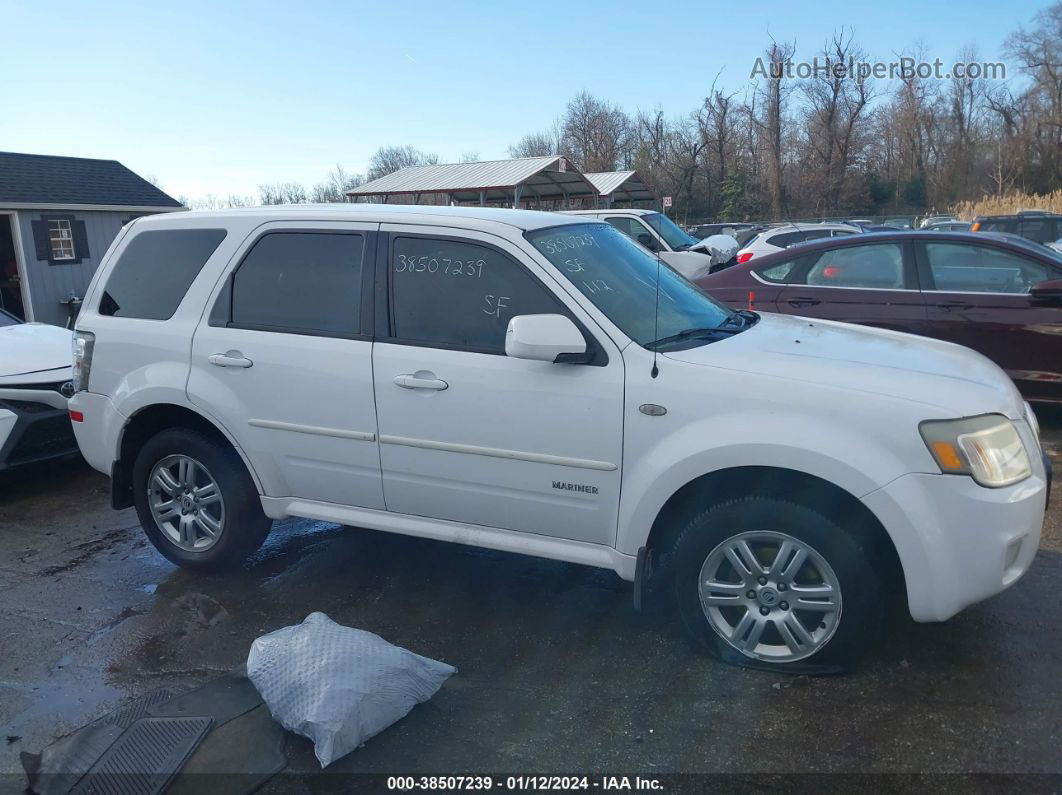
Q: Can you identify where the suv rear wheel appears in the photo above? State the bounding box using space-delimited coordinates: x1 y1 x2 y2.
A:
671 495 881 669
132 427 271 571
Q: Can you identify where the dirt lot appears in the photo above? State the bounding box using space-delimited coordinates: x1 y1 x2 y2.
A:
1 409 1059 788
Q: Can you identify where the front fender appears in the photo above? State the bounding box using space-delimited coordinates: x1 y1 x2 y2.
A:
616 411 925 557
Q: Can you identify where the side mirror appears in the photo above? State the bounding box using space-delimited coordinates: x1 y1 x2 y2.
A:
505 314 587 363
637 233 660 252
1030 278 1062 303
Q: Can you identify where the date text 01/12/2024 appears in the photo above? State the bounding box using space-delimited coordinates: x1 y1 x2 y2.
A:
385 775 663 791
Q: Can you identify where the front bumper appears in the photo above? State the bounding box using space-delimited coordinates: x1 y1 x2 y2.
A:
0 387 79 471
862 461 1047 623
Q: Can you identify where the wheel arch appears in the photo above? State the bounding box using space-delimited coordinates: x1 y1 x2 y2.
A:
642 465 906 610
112 402 262 509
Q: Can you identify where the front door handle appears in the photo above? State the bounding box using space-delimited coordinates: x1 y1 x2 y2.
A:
934 302 974 312
209 351 253 368
787 297 821 308
394 372 448 391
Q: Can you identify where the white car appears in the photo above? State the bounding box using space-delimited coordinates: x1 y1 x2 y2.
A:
69 206 1048 670
0 309 77 471
736 223 861 264
563 208 736 280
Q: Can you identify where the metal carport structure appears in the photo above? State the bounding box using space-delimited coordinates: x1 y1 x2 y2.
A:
345 156 599 208
583 171 655 206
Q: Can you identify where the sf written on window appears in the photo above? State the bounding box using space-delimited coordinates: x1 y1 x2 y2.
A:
389 237 561 353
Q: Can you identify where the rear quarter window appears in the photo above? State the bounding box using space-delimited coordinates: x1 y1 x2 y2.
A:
766 232 798 248
99 229 227 320
755 260 798 283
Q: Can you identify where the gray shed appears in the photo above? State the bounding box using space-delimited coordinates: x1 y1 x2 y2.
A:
583 171 655 206
346 156 599 209
0 151 183 326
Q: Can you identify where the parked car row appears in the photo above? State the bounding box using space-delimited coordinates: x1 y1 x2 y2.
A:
687 209 1062 261
565 208 737 280
697 230 1062 404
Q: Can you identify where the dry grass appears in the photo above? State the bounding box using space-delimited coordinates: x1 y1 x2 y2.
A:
951 190 1062 220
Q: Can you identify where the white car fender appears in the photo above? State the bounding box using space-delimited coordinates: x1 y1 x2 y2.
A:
103 386 269 496
614 410 929 558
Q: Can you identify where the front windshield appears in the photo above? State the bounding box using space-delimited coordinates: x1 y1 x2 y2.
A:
0 309 19 327
643 212 698 250
526 223 737 348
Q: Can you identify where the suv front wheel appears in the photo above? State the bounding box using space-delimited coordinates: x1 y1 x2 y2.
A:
132 427 271 571
671 495 881 669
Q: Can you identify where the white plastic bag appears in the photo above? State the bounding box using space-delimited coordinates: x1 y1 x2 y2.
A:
247 612 456 767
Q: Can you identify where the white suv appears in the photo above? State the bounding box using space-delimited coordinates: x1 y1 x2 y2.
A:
563 209 736 280
736 222 862 263
69 205 1049 670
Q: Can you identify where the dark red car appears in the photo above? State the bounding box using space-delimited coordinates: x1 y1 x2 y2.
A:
696 231 1062 403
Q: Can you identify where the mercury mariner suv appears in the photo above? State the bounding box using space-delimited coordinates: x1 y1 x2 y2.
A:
68 205 1050 670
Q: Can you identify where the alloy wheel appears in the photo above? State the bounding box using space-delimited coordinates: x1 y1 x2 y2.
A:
697 530 842 662
148 454 225 552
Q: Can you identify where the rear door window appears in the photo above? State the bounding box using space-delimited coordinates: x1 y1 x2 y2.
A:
389 236 562 354
99 229 227 319
800 243 908 289
227 232 364 336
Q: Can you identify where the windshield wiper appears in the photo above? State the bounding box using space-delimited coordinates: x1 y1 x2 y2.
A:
718 309 759 330
646 326 741 350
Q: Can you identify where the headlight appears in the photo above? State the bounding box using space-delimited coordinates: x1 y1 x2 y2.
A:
72 331 95 393
920 414 1031 488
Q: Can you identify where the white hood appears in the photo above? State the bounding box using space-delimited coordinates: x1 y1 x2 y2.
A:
664 313 1027 419
0 323 73 379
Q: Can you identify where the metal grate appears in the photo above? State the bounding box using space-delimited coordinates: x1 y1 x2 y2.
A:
70 716 213 795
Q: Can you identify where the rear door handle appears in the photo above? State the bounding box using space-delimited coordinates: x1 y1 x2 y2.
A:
394 373 448 391
786 297 821 308
209 351 253 368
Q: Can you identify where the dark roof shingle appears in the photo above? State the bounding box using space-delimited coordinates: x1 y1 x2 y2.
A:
0 151 182 208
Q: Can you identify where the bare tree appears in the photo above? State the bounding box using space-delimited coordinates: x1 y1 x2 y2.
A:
559 91 632 172
801 30 876 213
507 130 559 158
752 40 796 217
310 164 365 203
180 193 255 210
366 146 439 182
259 182 308 205
1002 1 1062 192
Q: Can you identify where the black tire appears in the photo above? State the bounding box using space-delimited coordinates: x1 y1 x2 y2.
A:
132 427 271 571
671 495 881 670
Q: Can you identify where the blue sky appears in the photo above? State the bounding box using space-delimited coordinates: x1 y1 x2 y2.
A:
0 0 1047 200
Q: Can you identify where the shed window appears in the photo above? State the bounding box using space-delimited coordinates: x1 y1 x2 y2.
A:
49 219 75 260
